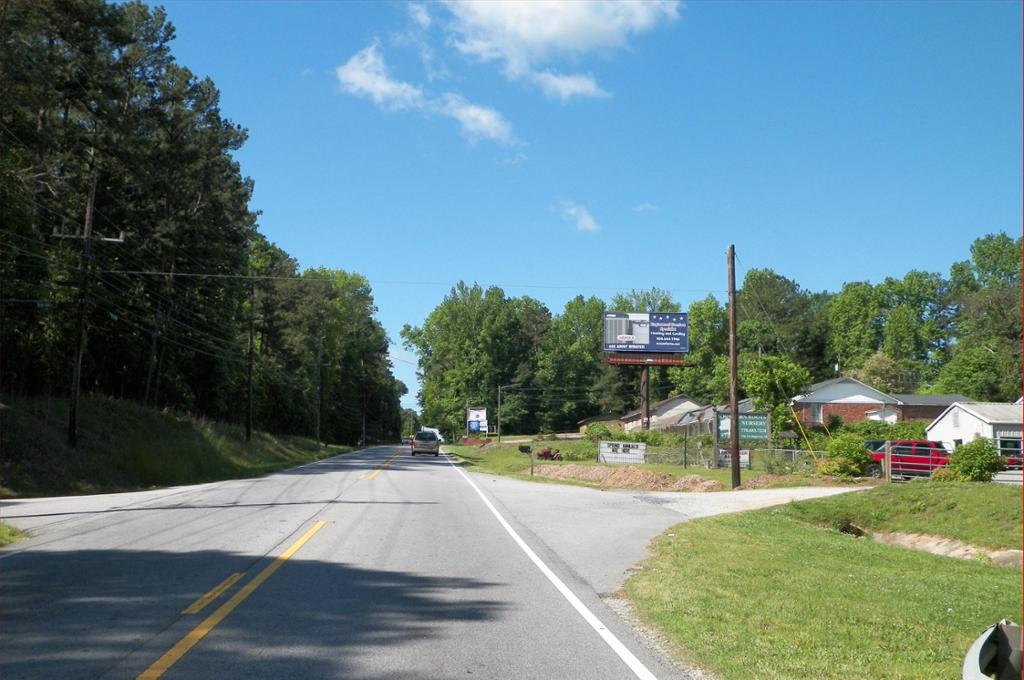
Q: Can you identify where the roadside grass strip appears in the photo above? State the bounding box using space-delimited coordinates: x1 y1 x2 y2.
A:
358 452 403 480
0 521 25 546
777 481 1023 551
139 520 327 679
625 510 1021 680
448 444 809 489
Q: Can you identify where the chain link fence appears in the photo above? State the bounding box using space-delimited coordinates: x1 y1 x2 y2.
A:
646 446 823 474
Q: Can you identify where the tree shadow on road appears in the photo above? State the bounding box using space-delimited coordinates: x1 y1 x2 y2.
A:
1 547 506 679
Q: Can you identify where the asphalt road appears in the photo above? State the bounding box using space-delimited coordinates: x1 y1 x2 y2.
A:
0 446 858 680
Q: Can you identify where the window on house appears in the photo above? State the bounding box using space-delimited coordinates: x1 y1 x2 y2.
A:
998 439 1021 457
952 409 959 427
811 404 823 424
953 439 963 449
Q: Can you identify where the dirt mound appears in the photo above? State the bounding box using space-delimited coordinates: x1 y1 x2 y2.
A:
535 464 614 483
736 474 881 490
533 465 722 492
669 475 724 492
461 438 491 446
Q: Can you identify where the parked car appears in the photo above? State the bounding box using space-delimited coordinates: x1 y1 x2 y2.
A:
868 439 1023 478
411 430 440 457
867 440 948 478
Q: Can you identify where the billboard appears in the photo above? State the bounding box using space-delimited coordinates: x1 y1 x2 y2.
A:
602 312 688 353
467 407 487 433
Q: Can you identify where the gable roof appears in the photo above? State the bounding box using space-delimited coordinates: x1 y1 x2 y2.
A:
892 394 974 407
671 398 755 427
620 394 699 421
791 376 896 404
927 401 1023 430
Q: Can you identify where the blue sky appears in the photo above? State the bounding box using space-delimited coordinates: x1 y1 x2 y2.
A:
157 0 1021 410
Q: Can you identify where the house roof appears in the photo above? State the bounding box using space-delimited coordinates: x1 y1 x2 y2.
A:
927 402 1023 430
892 394 974 407
791 376 897 404
671 398 754 427
957 402 1023 425
620 394 697 421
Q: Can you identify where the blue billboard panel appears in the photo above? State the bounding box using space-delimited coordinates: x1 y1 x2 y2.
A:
602 312 689 353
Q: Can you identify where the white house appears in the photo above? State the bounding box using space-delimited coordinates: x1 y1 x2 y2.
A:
926 402 1023 459
620 394 702 432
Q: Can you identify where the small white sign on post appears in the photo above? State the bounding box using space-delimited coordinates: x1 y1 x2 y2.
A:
716 448 750 469
598 440 647 464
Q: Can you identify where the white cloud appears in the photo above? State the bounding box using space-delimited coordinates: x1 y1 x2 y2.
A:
336 42 424 110
444 0 679 99
531 70 608 102
633 202 657 212
337 42 515 145
408 2 431 29
560 201 600 232
439 94 514 144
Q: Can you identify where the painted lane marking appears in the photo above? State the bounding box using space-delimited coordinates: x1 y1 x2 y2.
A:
138 520 327 679
181 572 245 615
358 452 402 481
445 456 659 680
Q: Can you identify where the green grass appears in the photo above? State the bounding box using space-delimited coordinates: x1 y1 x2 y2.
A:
778 481 1023 550
446 442 834 489
625 509 1022 680
0 522 25 546
0 394 352 497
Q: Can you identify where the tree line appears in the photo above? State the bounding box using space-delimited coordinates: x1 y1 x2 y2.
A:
403 234 1022 437
0 0 405 444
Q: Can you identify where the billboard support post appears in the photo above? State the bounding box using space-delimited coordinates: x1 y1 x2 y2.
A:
641 366 650 430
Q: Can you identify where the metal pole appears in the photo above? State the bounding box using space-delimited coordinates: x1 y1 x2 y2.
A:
641 365 650 430
727 244 740 489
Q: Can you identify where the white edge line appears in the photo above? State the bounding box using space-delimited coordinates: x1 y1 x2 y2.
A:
444 455 659 680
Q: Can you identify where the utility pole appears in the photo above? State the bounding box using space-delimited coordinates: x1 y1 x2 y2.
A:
314 333 323 447
465 398 469 439
54 153 125 448
66 169 97 448
497 385 502 442
727 244 740 489
245 279 254 442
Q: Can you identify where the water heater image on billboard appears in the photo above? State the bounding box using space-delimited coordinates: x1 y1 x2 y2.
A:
602 312 688 353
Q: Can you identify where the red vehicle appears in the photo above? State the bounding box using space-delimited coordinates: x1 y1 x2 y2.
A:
868 440 1022 478
867 441 949 479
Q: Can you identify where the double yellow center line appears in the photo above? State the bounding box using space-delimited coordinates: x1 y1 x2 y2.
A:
358 451 402 480
138 520 327 679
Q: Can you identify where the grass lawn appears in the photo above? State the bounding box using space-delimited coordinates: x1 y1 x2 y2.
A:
0 522 25 546
626 509 1021 679
778 481 1023 550
446 442 848 490
1 394 352 497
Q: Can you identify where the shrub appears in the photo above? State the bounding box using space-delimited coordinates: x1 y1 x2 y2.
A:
586 422 614 442
822 433 871 477
948 439 1004 482
929 467 968 482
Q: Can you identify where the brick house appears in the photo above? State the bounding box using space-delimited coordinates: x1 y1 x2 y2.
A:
790 377 972 427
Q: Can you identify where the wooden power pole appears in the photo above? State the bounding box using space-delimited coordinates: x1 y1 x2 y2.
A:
727 244 740 489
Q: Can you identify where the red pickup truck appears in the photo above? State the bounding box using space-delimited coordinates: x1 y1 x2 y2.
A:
867 440 1022 478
